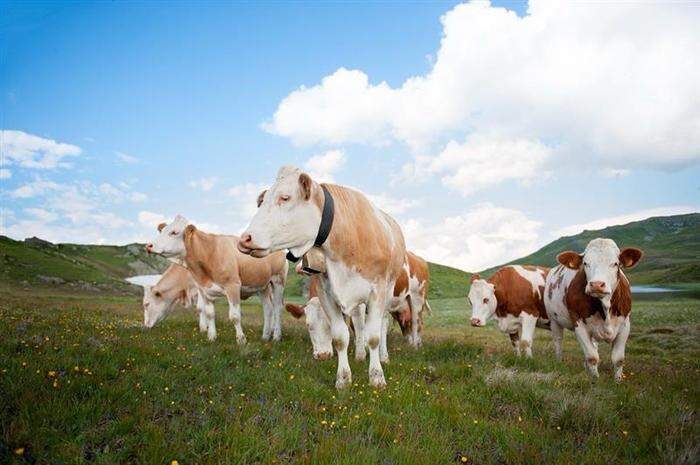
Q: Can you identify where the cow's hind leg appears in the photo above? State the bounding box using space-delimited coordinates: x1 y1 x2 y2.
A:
224 283 246 346
367 286 388 389
611 317 630 382
509 332 521 357
574 324 599 378
196 292 208 333
351 304 366 362
550 319 564 360
519 313 538 359
319 292 352 390
260 285 273 341
203 298 217 341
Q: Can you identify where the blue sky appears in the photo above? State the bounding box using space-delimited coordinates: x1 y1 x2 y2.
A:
1 0 698 271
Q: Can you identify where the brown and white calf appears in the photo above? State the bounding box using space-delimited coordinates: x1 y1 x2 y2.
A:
544 238 642 381
146 217 288 343
141 263 206 331
239 166 406 389
468 265 549 358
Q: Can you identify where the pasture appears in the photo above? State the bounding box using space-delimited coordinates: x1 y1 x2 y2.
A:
2 288 699 465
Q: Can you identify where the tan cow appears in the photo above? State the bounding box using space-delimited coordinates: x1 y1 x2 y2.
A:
146 216 288 343
141 263 206 331
468 265 550 358
239 166 406 389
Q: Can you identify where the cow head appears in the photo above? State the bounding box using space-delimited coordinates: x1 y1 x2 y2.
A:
145 215 189 259
468 274 497 327
285 297 332 360
143 285 176 328
238 166 322 258
558 238 642 304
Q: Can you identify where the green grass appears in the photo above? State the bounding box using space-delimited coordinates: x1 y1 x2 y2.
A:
2 289 698 464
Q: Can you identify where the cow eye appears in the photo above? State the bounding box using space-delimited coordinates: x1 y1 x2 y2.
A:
583 262 589 267
154 291 162 298
169 230 178 236
612 262 619 267
279 195 290 203
483 298 489 304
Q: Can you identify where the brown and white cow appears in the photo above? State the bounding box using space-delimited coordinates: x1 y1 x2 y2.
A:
468 265 550 358
141 263 206 330
544 238 643 381
239 166 406 389
146 216 288 343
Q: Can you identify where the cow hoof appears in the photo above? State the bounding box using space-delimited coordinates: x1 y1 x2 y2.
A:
369 368 386 389
380 356 389 364
199 325 208 333
336 370 352 390
207 333 217 342
236 334 247 346
272 334 282 342
261 334 271 342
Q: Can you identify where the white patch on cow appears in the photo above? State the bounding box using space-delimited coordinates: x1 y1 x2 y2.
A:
468 279 497 327
511 265 545 297
325 259 372 315
496 313 520 334
148 215 189 258
544 265 577 331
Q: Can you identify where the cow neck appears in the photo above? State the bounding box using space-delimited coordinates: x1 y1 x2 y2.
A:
286 184 334 263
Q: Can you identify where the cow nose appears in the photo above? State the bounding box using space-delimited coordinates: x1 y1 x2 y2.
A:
589 281 606 293
470 318 481 327
145 243 154 253
240 233 252 247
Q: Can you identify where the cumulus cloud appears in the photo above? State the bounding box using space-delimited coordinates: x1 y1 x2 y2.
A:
403 203 542 271
189 177 217 192
138 211 168 230
25 208 57 222
10 179 62 198
366 193 421 216
304 149 346 183
265 1 700 174
115 151 139 164
1 130 81 169
0 169 11 179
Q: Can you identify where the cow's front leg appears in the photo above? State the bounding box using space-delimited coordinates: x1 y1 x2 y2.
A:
379 312 389 363
508 331 521 357
319 292 351 389
410 295 422 348
366 286 388 389
224 283 246 346
203 298 217 341
550 320 564 360
519 313 538 359
574 324 599 378
260 285 273 341
351 304 366 362
611 317 630 382
270 278 284 341
196 292 208 333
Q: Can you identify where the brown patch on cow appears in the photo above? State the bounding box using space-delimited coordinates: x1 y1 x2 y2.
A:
256 190 266 208
548 266 566 300
471 273 481 283
565 269 633 323
393 268 409 297
157 222 167 232
308 274 320 299
488 266 550 319
557 251 583 270
284 303 305 319
150 263 199 309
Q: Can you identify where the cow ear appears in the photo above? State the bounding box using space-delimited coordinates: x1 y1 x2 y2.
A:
619 248 643 268
299 173 312 201
470 274 480 283
256 189 267 208
285 303 306 319
184 224 196 238
557 251 583 269
157 222 167 232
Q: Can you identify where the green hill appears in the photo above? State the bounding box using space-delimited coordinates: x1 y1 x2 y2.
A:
0 236 472 298
481 213 700 286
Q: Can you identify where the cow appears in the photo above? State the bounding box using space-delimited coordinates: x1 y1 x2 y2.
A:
141 263 207 331
145 216 288 344
544 238 643 381
238 166 406 389
468 265 550 358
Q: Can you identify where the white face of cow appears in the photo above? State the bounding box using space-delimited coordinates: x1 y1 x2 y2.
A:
142 286 172 328
468 278 497 327
145 215 189 259
302 298 333 360
558 238 643 303
238 166 321 258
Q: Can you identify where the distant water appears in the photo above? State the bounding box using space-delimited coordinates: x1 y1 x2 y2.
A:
631 285 677 294
126 274 162 287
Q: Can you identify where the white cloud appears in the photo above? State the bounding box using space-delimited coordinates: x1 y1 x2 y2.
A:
304 149 346 183
10 180 62 198
129 192 148 203
403 203 542 271
115 151 139 164
189 177 217 192
1 130 81 169
25 208 58 222
265 1 700 171
138 211 168 230
0 169 11 179
555 206 699 238
366 193 421 216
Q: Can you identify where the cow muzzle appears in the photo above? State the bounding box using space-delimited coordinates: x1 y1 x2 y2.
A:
237 233 269 257
470 318 484 327
586 281 610 297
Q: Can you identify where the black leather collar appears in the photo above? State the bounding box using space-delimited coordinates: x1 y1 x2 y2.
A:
286 185 334 263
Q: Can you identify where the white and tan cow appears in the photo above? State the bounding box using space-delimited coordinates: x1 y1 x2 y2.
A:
544 238 643 381
141 263 207 331
239 166 406 389
468 265 550 358
146 216 288 343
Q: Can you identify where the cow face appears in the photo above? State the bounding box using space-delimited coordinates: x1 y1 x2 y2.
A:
558 238 642 303
145 215 189 259
142 285 173 328
238 166 321 258
286 298 332 360
468 277 497 327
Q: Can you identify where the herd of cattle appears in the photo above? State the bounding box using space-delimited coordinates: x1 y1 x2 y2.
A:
142 165 643 388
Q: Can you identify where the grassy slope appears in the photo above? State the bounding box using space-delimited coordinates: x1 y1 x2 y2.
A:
481 213 700 285
1 290 698 464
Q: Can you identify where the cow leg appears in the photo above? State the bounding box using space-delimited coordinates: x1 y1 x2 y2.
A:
519 313 538 359
574 324 599 378
379 312 389 363
508 332 521 357
260 285 273 341
197 292 208 333
224 283 246 346
318 291 351 390
611 317 630 383
203 298 217 341
271 278 284 341
410 294 423 348
550 319 564 360
366 286 388 389
351 304 366 362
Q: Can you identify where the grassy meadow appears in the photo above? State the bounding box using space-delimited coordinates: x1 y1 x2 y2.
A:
2 287 699 465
